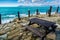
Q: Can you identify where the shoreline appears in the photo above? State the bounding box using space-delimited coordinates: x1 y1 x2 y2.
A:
1 12 56 24
0 13 60 40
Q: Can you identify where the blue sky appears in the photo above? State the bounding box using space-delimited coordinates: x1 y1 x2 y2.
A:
0 0 17 3
0 0 59 7
0 0 18 7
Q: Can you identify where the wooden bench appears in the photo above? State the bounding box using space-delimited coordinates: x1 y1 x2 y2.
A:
27 18 57 40
29 18 57 32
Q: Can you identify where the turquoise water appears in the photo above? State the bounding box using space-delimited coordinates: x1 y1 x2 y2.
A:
0 6 60 24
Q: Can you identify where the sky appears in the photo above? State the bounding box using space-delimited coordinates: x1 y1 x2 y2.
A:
0 0 59 7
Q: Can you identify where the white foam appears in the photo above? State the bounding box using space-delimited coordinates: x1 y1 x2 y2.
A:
1 12 55 24
40 12 46 14
39 12 55 14
6 15 16 17
20 14 28 17
2 15 16 18
2 18 15 24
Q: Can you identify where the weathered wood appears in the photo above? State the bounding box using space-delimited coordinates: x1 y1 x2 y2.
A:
28 10 30 17
56 6 59 14
36 9 39 15
24 25 43 38
29 18 56 28
28 18 57 40
0 14 1 24
48 6 52 17
18 11 21 20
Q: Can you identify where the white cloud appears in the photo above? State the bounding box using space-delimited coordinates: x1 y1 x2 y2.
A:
18 0 60 6
19 3 42 6
32 0 36 2
32 0 43 3
0 3 19 7
42 0 60 6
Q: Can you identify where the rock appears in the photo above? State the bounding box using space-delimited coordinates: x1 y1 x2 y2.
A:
4 27 10 32
20 33 23 36
46 33 56 40
0 24 3 30
36 15 45 18
30 24 39 28
8 31 20 39
0 33 7 40
23 33 32 40
20 27 26 31
28 32 32 36
13 18 18 22
0 15 59 40
21 19 27 23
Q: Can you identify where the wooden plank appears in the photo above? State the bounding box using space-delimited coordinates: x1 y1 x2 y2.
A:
24 25 44 38
56 6 59 14
0 14 1 24
28 10 30 17
48 6 52 17
36 9 39 15
29 18 56 27
18 11 21 20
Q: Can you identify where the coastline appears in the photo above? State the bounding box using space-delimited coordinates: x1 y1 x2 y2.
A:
0 13 60 40
1 12 56 24
0 0 60 40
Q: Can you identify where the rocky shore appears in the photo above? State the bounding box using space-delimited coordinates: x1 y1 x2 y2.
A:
0 14 60 40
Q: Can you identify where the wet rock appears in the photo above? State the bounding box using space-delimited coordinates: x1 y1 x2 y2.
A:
0 33 7 40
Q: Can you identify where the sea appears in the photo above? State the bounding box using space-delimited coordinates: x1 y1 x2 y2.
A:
0 6 60 24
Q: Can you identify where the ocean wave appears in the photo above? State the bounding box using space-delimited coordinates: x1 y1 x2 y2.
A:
20 14 28 17
2 18 15 24
1 14 28 24
2 15 16 18
40 12 55 14
1 12 55 24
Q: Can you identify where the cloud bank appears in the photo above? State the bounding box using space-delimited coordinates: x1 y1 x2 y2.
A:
18 0 60 6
